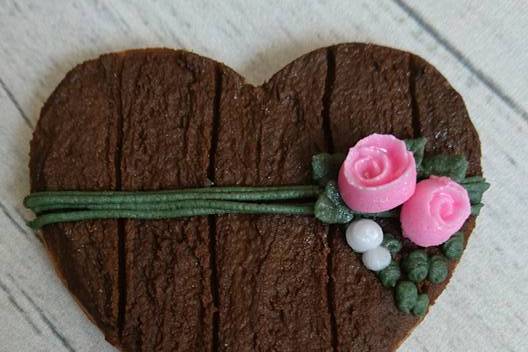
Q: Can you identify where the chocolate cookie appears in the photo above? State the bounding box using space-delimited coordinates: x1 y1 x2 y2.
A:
29 44 481 351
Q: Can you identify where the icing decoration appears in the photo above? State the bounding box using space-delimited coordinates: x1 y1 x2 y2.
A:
312 153 346 186
395 281 418 314
442 232 465 260
401 250 429 283
24 185 319 229
400 176 471 247
24 133 490 316
461 176 490 204
345 219 383 253
404 137 427 169
362 246 391 271
338 134 416 213
428 255 449 284
381 233 402 255
419 154 468 182
395 281 430 317
460 176 490 216
315 181 355 224
377 261 401 288
412 294 430 317
470 203 484 216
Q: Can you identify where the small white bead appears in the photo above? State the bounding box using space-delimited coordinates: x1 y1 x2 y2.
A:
362 246 391 271
345 219 383 253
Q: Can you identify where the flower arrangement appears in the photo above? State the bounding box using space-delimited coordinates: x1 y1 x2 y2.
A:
312 133 489 315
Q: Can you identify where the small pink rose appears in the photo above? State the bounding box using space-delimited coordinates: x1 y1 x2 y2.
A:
337 134 417 213
401 176 471 247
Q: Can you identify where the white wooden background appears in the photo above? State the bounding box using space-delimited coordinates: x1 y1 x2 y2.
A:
1 1 527 351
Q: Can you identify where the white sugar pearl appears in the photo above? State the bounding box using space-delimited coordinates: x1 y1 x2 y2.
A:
345 219 383 253
362 246 391 271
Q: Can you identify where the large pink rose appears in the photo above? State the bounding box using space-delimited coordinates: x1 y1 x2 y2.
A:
401 176 471 247
337 134 417 213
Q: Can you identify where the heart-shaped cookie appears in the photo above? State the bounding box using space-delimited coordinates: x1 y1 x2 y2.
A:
29 43 481 351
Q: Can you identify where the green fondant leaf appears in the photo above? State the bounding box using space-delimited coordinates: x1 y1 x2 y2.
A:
461 177 490 204
419 154 468 182
405 137 427 169
442 232 465 260
382 233 402 255
395 281 418 314
378 260 401 288
314 194 354 224
312 153 346 186
412 294 430 317
324 181 343 205
428 255 449 284
402 250 429 283
314 181 354 224
471 203 484 216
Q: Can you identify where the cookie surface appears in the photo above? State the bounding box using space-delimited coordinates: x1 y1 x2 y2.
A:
30 44 481 351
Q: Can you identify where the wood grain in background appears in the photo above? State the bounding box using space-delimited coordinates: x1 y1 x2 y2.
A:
0 1 526 351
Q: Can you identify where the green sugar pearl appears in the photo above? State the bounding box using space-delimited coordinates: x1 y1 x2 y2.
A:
395 281 418 314
412 294 430 317
378 260 401 288
402 250 429 283
428 255 449 284
442 232 464 260
381 233 402 255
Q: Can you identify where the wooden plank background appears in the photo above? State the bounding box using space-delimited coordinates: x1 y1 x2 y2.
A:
1 0 526 351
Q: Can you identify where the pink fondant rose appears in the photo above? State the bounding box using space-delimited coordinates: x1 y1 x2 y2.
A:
401 176 471 247
338 134 417 213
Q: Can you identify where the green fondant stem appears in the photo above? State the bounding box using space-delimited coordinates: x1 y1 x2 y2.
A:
25 185 320 211
28 202 315 229
32 199 314 213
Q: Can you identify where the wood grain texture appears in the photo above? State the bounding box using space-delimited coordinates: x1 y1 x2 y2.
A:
214 49 331 351
0 1 527 351
30 55 121 343
118 50 217 351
